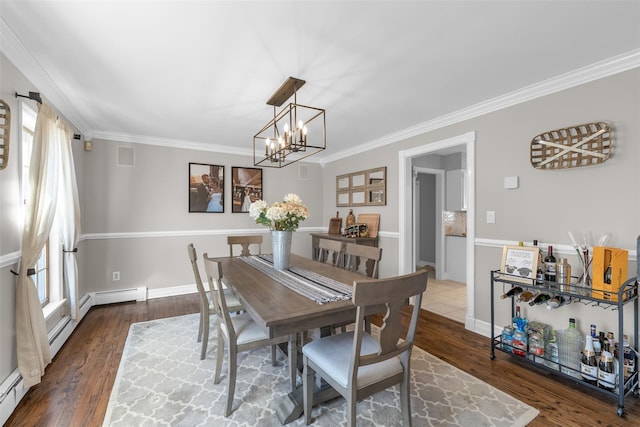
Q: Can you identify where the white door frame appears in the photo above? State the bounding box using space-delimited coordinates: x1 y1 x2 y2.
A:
398 131 475 327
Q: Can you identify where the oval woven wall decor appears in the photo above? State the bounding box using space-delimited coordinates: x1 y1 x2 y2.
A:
530 122 611 170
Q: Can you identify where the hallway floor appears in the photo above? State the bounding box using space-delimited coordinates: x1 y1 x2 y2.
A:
421 269 466 323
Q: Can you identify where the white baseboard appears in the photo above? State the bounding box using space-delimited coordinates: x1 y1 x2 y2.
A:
467 315 493 339
0 294 92 426
89 287 147 305
148 284 196 300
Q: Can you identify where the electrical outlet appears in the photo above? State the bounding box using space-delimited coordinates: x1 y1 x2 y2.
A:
112 271 120 281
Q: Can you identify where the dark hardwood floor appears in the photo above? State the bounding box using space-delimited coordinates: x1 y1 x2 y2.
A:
5 294 638 426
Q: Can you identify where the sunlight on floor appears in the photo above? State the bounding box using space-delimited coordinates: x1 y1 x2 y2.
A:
420 269 466 323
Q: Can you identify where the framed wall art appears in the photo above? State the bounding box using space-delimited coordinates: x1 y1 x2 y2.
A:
189 163 225 213
499 245 538 283
231 167 263 213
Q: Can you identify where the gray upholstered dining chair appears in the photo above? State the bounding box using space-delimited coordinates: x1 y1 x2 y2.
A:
227 235 263 257
344 242 382 279
302 270 428 426
187 243 243 360
318 238 343 267
203 254 295 417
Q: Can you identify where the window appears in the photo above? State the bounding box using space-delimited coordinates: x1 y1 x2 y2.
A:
21 103 61 308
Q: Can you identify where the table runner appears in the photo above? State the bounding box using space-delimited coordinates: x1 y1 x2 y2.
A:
238 255 352 304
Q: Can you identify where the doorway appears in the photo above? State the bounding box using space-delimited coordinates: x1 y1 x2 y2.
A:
398 131 475 328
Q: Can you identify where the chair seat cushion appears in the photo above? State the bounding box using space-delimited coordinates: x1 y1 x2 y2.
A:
230 313 270 345
302 331 403 389
207 289 243 312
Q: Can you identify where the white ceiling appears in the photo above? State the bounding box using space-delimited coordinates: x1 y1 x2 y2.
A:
1 1 639 163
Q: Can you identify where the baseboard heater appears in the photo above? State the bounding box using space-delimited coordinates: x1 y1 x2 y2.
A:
0 294 92 425
90 287 147 306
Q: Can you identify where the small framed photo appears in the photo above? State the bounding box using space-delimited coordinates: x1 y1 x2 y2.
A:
231 167 263 213
499 245 538 283
189 163 224 213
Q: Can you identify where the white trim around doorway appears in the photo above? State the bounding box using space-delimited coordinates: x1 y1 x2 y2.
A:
398 131 476 330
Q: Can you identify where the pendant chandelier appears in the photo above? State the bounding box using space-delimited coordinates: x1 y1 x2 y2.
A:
253 77 326 168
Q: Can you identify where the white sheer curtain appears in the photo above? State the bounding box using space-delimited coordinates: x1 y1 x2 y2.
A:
57 120 81 320
16 103 59 387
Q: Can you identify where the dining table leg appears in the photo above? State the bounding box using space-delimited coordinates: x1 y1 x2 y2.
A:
275 328 340 424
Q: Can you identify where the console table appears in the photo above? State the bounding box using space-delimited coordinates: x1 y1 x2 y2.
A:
310 233 379 275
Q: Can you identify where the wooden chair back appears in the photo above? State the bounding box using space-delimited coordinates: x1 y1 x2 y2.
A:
187 243 208 305
345 243 382 278
227 235 263 257
318 238 343 267
351 270 427 370
203 254 236 341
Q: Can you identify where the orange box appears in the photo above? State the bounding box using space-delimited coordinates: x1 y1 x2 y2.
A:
591 246 629 302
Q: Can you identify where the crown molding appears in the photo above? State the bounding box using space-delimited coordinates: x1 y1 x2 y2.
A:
0 17 93 138
321 49 640 164
3 16 637 164
92 130 252 156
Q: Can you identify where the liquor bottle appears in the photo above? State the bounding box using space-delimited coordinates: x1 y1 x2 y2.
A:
545 330 559 370
512 320 528 358
598 350 616 391
581 333 598 385
608 332 616 354
591 325 601 359
533 240 545 285
529 330 545 364
501 325 514 354
529 293 551 306
623 335 635 380
564 318 582 378
500 286 523 299
544 246 557 282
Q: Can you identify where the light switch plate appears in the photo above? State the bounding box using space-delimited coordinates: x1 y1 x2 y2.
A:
504 176 519 189
486 211 496 224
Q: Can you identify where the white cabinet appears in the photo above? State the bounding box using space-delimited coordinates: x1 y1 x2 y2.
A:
445 169 467 211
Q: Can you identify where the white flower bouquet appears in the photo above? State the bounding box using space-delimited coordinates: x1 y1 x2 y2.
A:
249 193 309 231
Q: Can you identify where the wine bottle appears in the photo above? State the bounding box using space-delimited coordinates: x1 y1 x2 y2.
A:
546 295 565 310
581 333 598 385
544 246 557 282
529 293 551 306
500 286 523 299
604 261 612 284
533 240 544 285
516 290 536 303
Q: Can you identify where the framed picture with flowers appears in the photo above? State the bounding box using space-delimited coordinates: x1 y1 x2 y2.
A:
188 163 224 213
231 167 262 213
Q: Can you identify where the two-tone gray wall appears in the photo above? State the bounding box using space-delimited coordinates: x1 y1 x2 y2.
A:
1 49 639 393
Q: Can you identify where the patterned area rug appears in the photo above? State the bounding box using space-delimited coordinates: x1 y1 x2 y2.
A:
103 314 538 426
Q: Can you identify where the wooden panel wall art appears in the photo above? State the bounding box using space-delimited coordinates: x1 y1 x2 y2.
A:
0 99 10 170
530 122 611 170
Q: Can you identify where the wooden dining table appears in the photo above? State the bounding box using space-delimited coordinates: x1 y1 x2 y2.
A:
217 253 381 424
